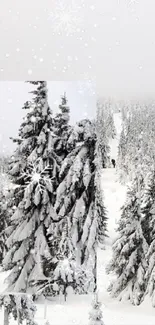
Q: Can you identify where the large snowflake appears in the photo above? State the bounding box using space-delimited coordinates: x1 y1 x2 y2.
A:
48 0 84 35
21 159 53 194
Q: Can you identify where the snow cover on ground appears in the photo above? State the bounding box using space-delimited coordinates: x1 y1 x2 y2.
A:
0 113 155 324
0 167 155 324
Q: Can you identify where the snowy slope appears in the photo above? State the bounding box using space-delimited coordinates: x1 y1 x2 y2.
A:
96 112 155 325
0 169 154 325
32 169 154 324
0 112 155 324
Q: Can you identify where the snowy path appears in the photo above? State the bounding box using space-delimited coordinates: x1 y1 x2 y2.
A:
0 182 154 325
0 110 154 324
97 167 127 298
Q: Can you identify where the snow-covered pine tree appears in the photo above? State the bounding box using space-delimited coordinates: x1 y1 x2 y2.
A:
117 101 155 182
0 161 14 265
0 293 37 325
88 292 105 325
53 214 76 298
0 195 8 264
141 170 155 307
95 122 108 247
52 257 75 300
36 217 75 299
33 94 72 296
105 104 116 140
53 93 71 160
97 99 116 139
94 166 107 247
3 81 60 294
140 171 155 246
96 103 110 168
145 220 155 307
54 119 107 292
107 178 148 305
34 93 73 298
117 126 127 182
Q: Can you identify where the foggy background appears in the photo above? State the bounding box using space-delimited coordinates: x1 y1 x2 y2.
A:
0 0 155 101
1 1 155 153
0 0 155 98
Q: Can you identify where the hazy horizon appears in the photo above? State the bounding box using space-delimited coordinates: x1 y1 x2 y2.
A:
1 1 155 101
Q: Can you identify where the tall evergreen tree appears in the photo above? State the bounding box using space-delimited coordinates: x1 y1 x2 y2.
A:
0 293 37 325
140 171 155 246
117 101 155 182
53 92 71 160
3 81 60 293
96 103 110 168
95 120 108 246
0 161 14 265
54 119 107 291
117 126 127 182
107 178 148 305
35 94 72 297
141 170 155 306
0 194 8 264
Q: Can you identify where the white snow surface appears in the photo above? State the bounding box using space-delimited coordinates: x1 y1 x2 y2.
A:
0 113 155 324
0 168 154 324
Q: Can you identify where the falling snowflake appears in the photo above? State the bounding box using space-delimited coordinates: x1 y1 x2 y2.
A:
21 159 53 194
83 111 88 118
77 79 96 96
48 0 84 35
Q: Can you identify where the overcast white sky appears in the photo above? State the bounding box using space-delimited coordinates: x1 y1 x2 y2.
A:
1 1 155 153
0 81 96 154
1 0 155 99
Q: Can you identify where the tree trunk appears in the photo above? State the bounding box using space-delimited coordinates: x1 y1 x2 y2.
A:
4 307 9 325
17 308 20 325
63 285 67 301
44 298 47 320
93 249 97 293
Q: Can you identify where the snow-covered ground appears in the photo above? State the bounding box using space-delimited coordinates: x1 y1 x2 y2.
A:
0 113 155 324
0 166 155 324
